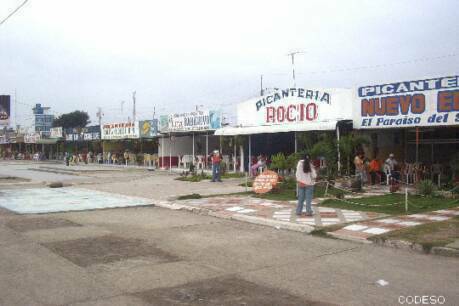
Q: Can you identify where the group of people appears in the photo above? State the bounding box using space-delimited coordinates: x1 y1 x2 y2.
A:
354 152 400 185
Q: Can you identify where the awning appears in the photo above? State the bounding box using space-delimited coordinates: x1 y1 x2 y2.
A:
214 121 338 136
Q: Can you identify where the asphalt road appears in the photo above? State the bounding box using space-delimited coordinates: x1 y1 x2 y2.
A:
0 161 458 305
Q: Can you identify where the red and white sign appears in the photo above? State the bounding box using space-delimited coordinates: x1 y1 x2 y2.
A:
237 88 352 127
253 170 279 194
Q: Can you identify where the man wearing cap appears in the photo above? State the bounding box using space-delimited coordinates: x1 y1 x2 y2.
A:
210 150 222 182
385 153 399 181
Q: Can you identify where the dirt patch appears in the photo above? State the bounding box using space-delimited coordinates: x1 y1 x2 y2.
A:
133 276 330 306
6 217 81 232
42 235 179 267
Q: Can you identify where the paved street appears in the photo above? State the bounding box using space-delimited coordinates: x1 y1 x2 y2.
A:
1 161 458 305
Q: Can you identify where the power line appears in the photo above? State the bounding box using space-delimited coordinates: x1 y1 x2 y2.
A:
0 0 29 27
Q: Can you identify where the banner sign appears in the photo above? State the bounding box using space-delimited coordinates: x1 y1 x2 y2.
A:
355 75 459 129
139 120 158 138
65 125 101 141
101 121 139 140
50 127 63 138
0 95 11 126
24 133 41 144
160 110 221 132
237 88 352 127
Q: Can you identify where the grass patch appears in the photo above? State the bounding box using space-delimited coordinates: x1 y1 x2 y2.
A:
369 217 459 249
321 194 459 215
251 183 350 202
177 193 202 200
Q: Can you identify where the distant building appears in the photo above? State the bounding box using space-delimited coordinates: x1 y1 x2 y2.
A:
33 104 54 136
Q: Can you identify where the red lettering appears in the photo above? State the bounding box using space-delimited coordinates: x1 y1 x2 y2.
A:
299 104 305 121
277 106 286 122
266 107 275 123
306 103 317 121
438 90 459 112
438 91 451 111
399 95 411 114
411 94 425 114
385 97 399 115
361 99 376 116
375 99 386 115
286 105 296 122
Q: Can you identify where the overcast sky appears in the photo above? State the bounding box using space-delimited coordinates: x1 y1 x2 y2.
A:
1 0 458 128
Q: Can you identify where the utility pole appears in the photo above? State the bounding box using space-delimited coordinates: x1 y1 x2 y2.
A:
96 107 103 126
132 91 136 122
287 51 303 88
260 75 264 96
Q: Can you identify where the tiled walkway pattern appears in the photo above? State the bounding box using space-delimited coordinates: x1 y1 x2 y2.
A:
180 196 383 227
329 208 459 241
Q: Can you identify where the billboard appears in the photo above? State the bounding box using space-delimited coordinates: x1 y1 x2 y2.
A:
50 127 63 138
101 121 139 140
0 95 11 126
65 125 101 141
236 88 352 127
354 75 459 129
159 110 221 133
139 120 158 138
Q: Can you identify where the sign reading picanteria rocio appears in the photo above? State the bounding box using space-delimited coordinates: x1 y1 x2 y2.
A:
253 170 279 194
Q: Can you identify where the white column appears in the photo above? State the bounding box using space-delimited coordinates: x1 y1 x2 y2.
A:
192 132 195 165
161 136 164 169
336 125 341 173
239 144 244 173
248 135 252 176
206 133 209 169
233 136 237 172
169 134 172 172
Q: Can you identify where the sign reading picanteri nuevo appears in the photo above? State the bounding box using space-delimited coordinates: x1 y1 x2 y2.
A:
101 122 139 139
355 75 459 129
237 88 352 127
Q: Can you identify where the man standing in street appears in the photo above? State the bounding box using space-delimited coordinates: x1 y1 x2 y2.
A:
211 150 222 182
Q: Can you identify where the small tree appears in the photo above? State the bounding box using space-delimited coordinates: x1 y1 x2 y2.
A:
310 135 338 179
338 134 370 175
270 153 287 175
286 152 301 175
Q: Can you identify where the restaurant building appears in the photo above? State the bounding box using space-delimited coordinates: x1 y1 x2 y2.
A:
353 74 459 182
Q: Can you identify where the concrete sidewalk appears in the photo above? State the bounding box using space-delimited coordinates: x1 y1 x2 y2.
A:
156 196 385 233
329 208 459 242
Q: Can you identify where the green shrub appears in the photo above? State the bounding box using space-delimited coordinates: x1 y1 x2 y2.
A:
416 179 436 196
270 153 287 172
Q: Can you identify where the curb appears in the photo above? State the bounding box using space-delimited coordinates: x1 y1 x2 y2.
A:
328 232 372 244
153 201 314 233
370 237 459 257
